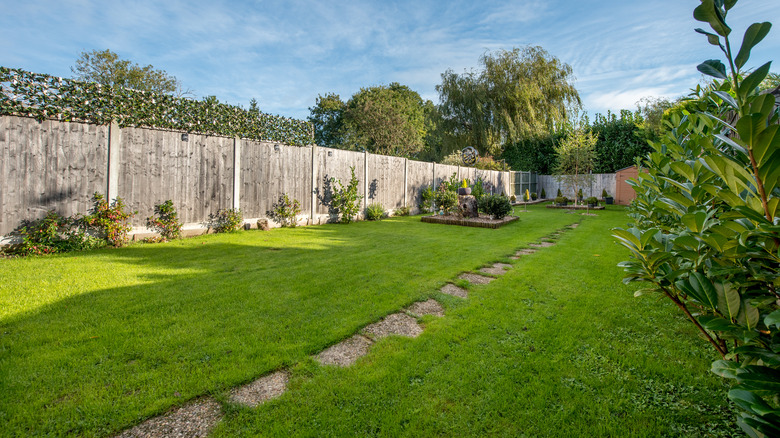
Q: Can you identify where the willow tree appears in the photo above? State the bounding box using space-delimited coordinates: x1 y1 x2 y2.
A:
436 46 580 157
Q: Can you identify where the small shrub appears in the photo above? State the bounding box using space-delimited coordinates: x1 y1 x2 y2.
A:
268 194 301 227
420 185 435 212
365 203 386 220
555 196 569 205
479 195 512 219
331 166 362 223
585 196 598 205
541 188 546 198
80 193 135 247
146 200 182 240
531 192 538 200
434 188 458 214
510 195 517 203
444 172 460 192
208 208 243 233
601 188 609 198
394 206 411 216
472 177 487 200
556 188 562 197
577 188 583 200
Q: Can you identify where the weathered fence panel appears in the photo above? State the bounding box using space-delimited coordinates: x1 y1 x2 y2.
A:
537 173 616 199
240 141 311 219
0 116 108 235
367 154 405 211
406 160 433 213
117 127 235 226
0 115 516 238
316 148 365 217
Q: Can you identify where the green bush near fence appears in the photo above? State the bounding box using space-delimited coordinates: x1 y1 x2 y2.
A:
0 67 313 146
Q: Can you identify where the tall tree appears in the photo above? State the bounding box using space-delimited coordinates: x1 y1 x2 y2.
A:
554 128 596 201
308 93 347 147
308 84 431 157
436 46 580 156
343 83 427 156
71 49 183 95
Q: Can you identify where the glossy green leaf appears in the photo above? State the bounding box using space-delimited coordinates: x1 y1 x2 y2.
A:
738 61 772 101
679 272 719 309
735 22 772 69
712 359 739 379
716 282 742 320
737 301 760 330
729 388 775 415
699 315 739 332
681 211 707 232
693 0 731 36
695 28 723 47
766 310 780 328
697 59 728 79
735 365 780 394
712 90 738 108
753 125 779 167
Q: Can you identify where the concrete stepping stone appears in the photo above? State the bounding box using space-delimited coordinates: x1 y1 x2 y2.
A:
440 283 468 298
406 299 445 317
363 313 423 339
458 272 494 285
316 334 373 367
480 262 512 275
116 397 222 438
529 241 555 248
229 370 288 408
512 249 536 260
569 223 579 228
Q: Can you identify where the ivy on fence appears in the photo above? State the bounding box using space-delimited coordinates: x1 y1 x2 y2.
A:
0 67 313 146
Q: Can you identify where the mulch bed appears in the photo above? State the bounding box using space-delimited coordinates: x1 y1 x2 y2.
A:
421 214 519 229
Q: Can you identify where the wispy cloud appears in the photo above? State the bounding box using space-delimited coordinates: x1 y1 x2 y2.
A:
2 0 778 120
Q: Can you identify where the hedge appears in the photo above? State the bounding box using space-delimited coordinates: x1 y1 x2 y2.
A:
0 67 313 146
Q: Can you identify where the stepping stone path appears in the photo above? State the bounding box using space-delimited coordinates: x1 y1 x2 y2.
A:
316 334 374 367
230 370 289 408
116 397 222 438
363 313 423 339
407 299 445 317
115 225 584 436
440 283 469 298
458 272 494 284
480 262 513 276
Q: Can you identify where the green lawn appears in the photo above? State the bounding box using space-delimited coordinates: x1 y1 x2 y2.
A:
0 206 739 437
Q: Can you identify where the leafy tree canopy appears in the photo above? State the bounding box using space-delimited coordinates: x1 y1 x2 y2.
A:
436 46 580 157
309 84 432 157
71 49 184 95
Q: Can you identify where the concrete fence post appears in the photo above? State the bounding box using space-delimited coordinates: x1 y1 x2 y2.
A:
311 145 317 220
403 158 408 208
432 162 436 188
363 150 368 211
107 121 121 201
232 137 241 210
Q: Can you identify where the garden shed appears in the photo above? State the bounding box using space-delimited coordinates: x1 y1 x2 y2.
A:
615 165 639 205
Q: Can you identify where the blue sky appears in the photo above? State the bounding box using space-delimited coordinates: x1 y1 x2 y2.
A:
2 0 779 121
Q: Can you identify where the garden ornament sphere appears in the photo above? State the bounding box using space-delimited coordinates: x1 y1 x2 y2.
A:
461 146 478 166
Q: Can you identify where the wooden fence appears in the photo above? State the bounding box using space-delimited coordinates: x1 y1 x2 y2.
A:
0 115 511 239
